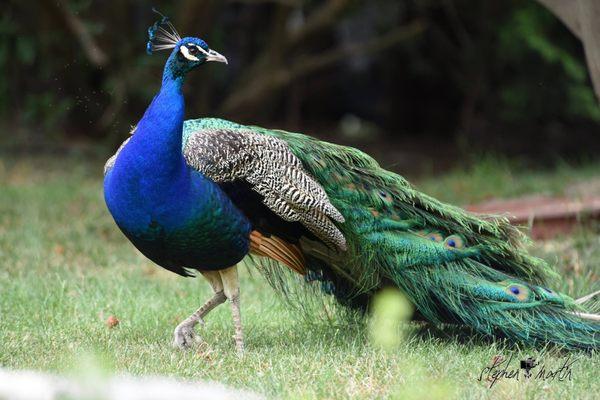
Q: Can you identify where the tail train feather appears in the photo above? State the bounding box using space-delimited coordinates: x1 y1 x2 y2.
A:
570 312 600 322
194 119 600 350
575 289 600 305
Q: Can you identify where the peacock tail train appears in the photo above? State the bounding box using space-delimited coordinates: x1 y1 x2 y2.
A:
183 118 599 351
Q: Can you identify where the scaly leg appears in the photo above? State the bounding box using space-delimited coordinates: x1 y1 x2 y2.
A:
173 271 226 349
220 265 244 354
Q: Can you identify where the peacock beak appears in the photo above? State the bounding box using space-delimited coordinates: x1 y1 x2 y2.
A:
206 49 228 64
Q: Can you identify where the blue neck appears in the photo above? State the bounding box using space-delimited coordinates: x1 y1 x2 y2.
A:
129 65 187 179
162 58 185 89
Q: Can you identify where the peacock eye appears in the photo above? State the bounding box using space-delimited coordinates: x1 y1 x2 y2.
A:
188 46 199 55
444 234 464 249
504 283 529 301
427 232 443 242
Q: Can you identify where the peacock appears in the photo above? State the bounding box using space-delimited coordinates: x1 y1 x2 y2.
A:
103 15 600 353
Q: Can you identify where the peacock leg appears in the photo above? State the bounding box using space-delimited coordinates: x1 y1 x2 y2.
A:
173 270 226 349
219 265 244 354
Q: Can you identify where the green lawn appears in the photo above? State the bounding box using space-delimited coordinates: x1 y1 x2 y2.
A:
0 152 599 399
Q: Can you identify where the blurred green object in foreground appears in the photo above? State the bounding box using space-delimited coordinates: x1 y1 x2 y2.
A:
369 289 413 351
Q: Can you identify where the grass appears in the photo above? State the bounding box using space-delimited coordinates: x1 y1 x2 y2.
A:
415 156 600 204
0 151 599 399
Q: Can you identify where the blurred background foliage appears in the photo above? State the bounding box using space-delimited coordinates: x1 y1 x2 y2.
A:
0 0 598 173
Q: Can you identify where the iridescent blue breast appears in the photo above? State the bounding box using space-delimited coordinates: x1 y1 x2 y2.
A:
104 156 252 276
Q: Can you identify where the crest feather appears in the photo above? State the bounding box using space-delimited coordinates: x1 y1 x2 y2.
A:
146 9 181 55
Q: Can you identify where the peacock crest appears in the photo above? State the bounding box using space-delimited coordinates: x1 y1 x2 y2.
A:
146 9 181 54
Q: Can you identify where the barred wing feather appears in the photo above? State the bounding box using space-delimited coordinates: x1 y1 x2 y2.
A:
183 128 346 250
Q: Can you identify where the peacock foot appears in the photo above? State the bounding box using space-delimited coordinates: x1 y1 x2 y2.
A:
172 320 204 349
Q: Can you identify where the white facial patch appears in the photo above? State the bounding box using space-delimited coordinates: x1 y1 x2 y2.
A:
179 45 200 61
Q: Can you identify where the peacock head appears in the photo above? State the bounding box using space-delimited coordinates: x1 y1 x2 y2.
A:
146 12 227 80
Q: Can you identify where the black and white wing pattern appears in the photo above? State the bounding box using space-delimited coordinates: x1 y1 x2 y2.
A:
183 128 347 250
103 126 137 175
103 137 131 175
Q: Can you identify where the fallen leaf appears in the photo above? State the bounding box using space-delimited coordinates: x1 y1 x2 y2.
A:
53 245 65 255
106 315 119 328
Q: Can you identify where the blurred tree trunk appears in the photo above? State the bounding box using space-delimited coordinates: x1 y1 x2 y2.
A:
536 0 581 37
577 1 600 103
536 0 600 103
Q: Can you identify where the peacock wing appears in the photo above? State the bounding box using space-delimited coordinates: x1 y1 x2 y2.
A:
103 137 131 176
181 123 346 251
103 125 137 176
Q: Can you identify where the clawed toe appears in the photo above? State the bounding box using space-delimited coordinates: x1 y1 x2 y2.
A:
173 323 202 350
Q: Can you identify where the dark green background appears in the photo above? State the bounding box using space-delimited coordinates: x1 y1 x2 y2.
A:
1 0 598 171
